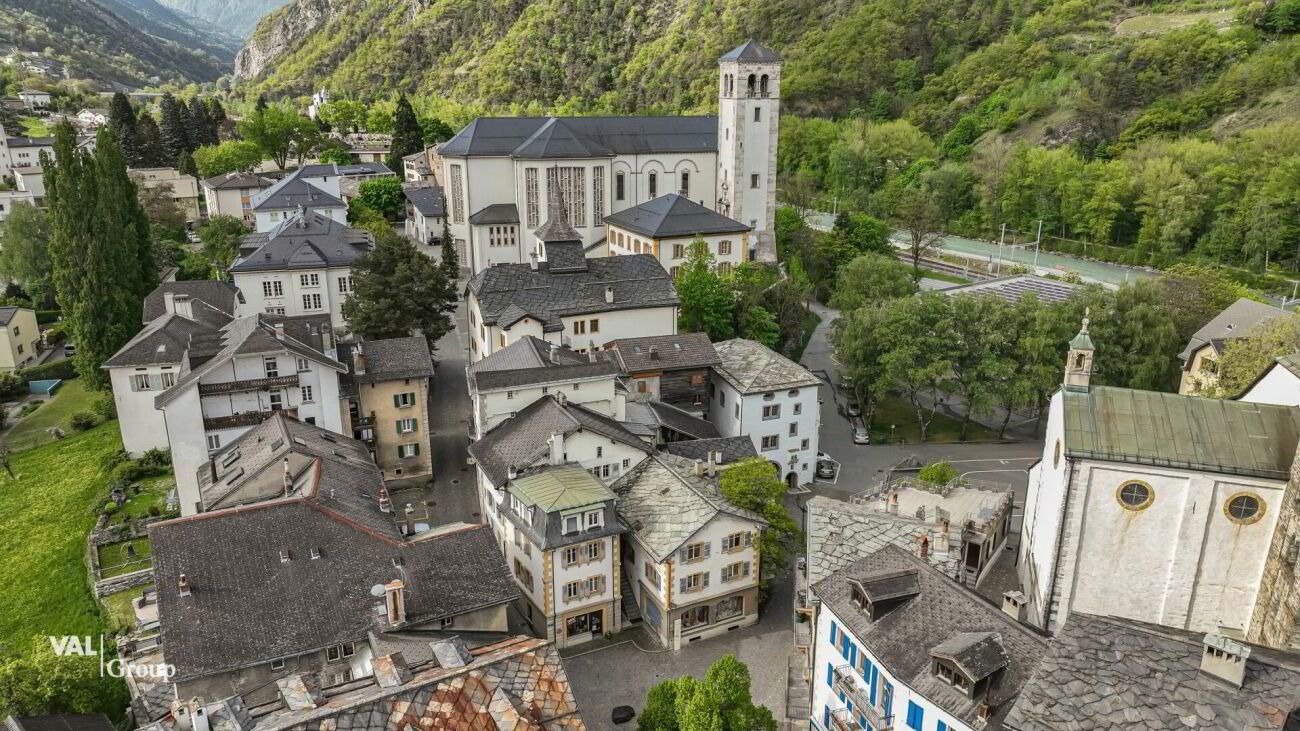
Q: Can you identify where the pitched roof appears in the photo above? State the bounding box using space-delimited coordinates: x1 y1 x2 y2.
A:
611 452 766 562
719 39 783 62
468 395 650 486
403 185 445 217
467 254 678 331
1004 613 1300 730
102 313 221 368
141 281 240 324
4 716 115 731
1179 297 1290 363
336 162 392 177
607 332 720 372
468 203 519 225
0 306 28 326
604 194 749 238
338 336 434 385
712 338 820 393
812 546 1047 728
805 496 960 586
534 183 581 244
623 399 721 440
250 168 344 212
467 336 620 392
1062 385 1300 480
939 274 1080 304
201 171 273 190
509 465 615 512
231 211 371 273
660 436 758 465
440 116 718 159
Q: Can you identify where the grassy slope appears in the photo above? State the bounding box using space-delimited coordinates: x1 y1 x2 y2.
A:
2 380 99 452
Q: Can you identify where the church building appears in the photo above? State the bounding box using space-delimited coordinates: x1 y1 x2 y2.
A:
438 41 781 274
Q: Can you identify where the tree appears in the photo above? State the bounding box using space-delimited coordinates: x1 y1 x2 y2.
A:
196 215 247 274
288 120 325 167
158 92 192 162
318 100 366 134
175 150 197 178
439 217 458 279
354 176 405 219
829 253 916 312
895 186 943 283
388 95 422 171
1156 263 1257 343
0 636 128 718
1212 315 1300 397
718 458 800 597
419 116 455 144
1068 281 1182 392
193 140 264 178
365 104 394 134
318 143 353 166
135 114 167 167
676 240 735 340
106 92 141 166
341 229 456 343
947 294 1012 440
238 103 317 170
0 202 53 304
137 181 188 241
875 293 955 441
638 655 776 731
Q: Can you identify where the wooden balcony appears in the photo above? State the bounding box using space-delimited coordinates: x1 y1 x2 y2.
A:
199 374 299 396
203 408 296 432
833 666 893 730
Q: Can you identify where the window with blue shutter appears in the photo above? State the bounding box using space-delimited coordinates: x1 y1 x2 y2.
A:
883 683 894 718
827 662 834 687
937 721 948 731
867 664 877 705
905 701 923 729
830 621 838 648
823 707 830 729
849 642 857 669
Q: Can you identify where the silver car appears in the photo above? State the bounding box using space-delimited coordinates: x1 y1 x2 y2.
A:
853 426 870 444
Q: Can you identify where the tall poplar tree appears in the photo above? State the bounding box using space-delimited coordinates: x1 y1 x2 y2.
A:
159 93 192 163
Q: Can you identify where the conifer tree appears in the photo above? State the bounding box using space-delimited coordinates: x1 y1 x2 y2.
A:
176 150 198 178
439 217 458 279
388 95 422 171
136 114 167 167
107 92 142 167
159 93 192 162
255 94 268 113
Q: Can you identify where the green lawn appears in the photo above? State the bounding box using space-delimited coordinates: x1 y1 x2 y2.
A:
1115 8 1235 35
2 379 100 451
18 116 50 137
923 270 974 285
115 474 176 521
97 538 153 579
101 584 150 635
867 395 1001 444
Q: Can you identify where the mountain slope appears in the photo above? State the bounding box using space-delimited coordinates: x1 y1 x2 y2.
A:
157 0 291 39
0 0 232 86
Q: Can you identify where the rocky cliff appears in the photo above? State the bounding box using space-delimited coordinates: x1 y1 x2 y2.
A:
159 0 290 39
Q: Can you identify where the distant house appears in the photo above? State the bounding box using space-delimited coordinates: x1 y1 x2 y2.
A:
0 124 53 180
76 108 109 128
0 165 41 221
607 332 720 413
1239 352 1300 407
1178 297 1290 396
0 306 39 371
17 89 50 110
201 171 274 223
338 336 435 481
403 148 437 184
249 166 347 232
604 193 750 276
129 167 201 220
345 133 391 164
403 185 446 251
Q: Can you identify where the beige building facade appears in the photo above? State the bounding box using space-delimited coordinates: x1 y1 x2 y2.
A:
0 307 39 371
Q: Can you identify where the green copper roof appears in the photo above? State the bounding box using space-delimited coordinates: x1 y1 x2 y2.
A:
509 465 614 512
1070 330 1094 351
1062 386 1300 480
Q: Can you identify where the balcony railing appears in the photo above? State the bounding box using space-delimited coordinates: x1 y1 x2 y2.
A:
199 374 299 396
352 415 375 428
833 666 893 730
203 408 296 432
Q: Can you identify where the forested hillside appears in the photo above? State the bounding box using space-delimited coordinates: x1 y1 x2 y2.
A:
0 0 233 86
238 0 1300 275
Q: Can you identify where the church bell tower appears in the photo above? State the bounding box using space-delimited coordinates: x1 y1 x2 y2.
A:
1064 310 1095 391
717 40 781 262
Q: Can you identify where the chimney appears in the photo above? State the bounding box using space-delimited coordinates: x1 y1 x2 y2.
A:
507 465 518 481
163 290 176 315
190 702 210 731
548 431 564 465
604 285 614 304
384 579 407 626
353 342 367 375
378 487 392 513
1200 634 1250 688
693 459 706 477
549 342 558 364
529 252 539 271
649 346 659 361
275 674 325 710
588 341 596 362
272 321 285 338
889 492 899 515
935 518 951 552
1002 591 1027 621
282 457 291 496
173 295 193 319
321 324 334 353
918 533 929 559
372 653 412 688
976 704 994 722
177 573 191 597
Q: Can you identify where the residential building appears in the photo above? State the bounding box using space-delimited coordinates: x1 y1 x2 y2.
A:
0 124 53 180
709 338 821 488
466 240 678 362
0 306 39 371
4 717 114 731
306 88 330 119
146 416 518 705
613 452 767 648
1239 353 1300 407
230 210 371 329
938 274 1080 304
810 546 1047 731
17 89 51 109
659 435 758 465
1178 297 1290 396
403 185 447 250
607 332 720 414
466 336 623 438
76 108 109 128
1249 441 1300 650
1005 613 1300 730
622 398 721 445
345 133 391 163
338 336 435 481
0 165 41 220
603 193 750 275
493 465 622 647
1020 319 1300 636
337 162 396 204
249 166 347 232
129 168 201 220
437 40 780 274
201 171 274 223
402 147 438 184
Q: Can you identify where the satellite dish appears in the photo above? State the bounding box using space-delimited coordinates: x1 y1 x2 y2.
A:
369 584 385 597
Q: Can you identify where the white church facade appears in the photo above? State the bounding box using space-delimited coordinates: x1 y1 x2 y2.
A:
438 41 781 275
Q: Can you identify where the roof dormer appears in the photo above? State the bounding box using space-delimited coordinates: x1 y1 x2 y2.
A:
847 568 920 621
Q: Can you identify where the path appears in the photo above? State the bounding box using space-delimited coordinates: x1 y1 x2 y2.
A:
422 275 482 526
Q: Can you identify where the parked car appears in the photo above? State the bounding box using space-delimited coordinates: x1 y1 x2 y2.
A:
847 401 862 417
63 342 76 356
816 460 837 479
853 425 870 444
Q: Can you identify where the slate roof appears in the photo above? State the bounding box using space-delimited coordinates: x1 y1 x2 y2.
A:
719 39 783 62
467 336 620 392
1004 613 1300 730
201 171 273 191
604 194 749 239
440 116 718 158
805 496 959 587
930 631 1010 681
468 203 520 225
404 185 446 218
468 395 650 486
812 546 1048 728
150 420 518 682
338 336 434 385
141 281 241 324
4 135 53 148
336 162 392 177
103 313 222 368
467 253 678 331
231 211 371 273
535 183 582 245
623 399 721 439
0 306 27 326
607 332 720 373
510 465 615 512
611 452 766 562
4 716 115 731
712 338 820 394
939 274 1080 304
660 436 758 465
249 171 345 212
1179 297 1290 364
1062 385 1300 480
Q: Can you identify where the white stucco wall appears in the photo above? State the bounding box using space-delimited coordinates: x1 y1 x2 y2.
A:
708 376 820 485
474 375 618 437
606 227 748 275
468 297 677 363
232 266 353 329
1240 366 1300 407
254 205 346 233
110 365 179 456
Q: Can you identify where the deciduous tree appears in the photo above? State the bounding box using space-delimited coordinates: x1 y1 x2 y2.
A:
341 229 456 344
0 202 52 304
238 103 316 170
354 176 404 219
718 458 800 596
638 655 776 731
895 186 943 283
192 140 264 178
829 253 916 312
676 240 735 341
1213 314 1300 397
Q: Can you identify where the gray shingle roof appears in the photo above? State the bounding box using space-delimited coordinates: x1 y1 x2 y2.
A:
1179 297 1291 363
468 203 519 225
611 452 766 562
1004 613 1300 730
103 313 220 368
440 116 718 158
660 436 758 465
336 162 392 177
712 338 820 393
201 171 273 191
231 211 371 273
249 173 344 212
607 332 720 373
0 306 26 326
535 182 582 245
141 281 240 324
339 336 434 385
623 399 721 440
805 496 960 587
604 194 749 238
719 40 782 62
1063 385 1300 480
403 185 445 218
467 336 621 392
468 395 650 486
812 546 1047 728
467 254 678 331
939 275 1079 304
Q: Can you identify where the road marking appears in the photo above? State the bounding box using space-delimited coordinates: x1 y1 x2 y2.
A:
961 468 1032 479
943 457 1039 464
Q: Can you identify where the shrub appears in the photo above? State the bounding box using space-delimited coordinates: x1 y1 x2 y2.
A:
42 322 65 345
148 506 161 517
111 460 153 484
18 401 42 417
139 448 172 470
918 461 960 485
18 358 77 382
35 309 61 325
69 412 97 432
0 372 25 400
101 448 130 472
92 393 116 420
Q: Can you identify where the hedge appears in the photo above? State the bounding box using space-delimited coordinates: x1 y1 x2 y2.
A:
18 358 78 382
36 310 62 325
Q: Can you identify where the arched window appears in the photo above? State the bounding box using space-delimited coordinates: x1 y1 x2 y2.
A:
648 172 657 198
760 74 769 95
747 74 756 96
1074 353 1086 369
680 170 690 197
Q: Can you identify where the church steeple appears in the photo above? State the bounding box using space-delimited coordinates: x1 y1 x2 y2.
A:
1064 309 1095 391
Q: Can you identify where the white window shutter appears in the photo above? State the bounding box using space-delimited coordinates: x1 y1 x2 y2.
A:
679 577 687 593
703 572 710 588
703 543 711 558
679 547 688 563
744 531 752 547
743 561 751 577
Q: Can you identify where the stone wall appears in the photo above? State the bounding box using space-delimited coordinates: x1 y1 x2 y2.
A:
1248 441 1300 649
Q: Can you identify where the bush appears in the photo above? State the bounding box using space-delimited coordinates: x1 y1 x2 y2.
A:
18 401 41 417
69 412 97 432
918 461 960 485
92 393 116 420
42 322 65 346
35 309 61 325
0 372 25 400
139 448 172 470
110 460 153 484
100 448 130 472
18 358 77 382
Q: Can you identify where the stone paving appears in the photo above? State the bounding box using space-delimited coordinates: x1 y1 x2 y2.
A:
426 281 484 527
